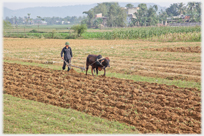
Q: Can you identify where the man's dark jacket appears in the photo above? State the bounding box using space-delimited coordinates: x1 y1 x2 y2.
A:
61 46 73 60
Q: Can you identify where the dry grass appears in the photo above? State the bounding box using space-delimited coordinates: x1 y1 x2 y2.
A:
3 38 201 82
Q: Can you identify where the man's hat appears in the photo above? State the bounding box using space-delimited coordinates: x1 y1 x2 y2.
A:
65 42 70 45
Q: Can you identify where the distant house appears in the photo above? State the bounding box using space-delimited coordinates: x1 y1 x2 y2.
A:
183 16 190 22
95 13 102 18
167 14 191 24
95 13 108 27
41 21 47 25
173 14 185 19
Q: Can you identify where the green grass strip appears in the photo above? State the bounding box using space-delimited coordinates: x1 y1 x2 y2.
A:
3 94 138 134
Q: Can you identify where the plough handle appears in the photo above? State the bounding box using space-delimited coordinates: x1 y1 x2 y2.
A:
63 59 85 72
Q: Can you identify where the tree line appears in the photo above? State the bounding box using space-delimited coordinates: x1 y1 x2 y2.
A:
81 2 201 28
4 15 86 26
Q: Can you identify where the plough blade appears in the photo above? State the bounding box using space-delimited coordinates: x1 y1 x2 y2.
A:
63 60 85 72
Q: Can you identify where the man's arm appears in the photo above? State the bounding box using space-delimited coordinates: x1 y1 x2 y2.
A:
70 47 73 58
61 48 64 59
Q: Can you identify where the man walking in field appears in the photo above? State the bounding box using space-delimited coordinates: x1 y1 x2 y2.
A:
61 42 73 71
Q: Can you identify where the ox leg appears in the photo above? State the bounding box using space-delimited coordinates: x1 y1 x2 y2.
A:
86 65 89 75
96 68 98 76
103 68 106 76
91 67 94 76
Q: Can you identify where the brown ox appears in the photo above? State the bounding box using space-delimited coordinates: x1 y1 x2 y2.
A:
86 54 110 76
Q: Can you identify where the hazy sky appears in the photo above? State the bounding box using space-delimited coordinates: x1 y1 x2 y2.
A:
3 0 201 10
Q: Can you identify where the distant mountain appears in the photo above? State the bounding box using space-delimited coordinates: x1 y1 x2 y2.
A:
3 4 97 19
3 2 166 19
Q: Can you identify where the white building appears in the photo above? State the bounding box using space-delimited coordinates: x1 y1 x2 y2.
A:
41 21 47 25
126 7 139 25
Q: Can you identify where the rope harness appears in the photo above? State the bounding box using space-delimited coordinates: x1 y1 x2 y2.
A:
90 58 106 69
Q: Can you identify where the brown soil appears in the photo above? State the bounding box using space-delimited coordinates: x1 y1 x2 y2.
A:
5 57 201 82
3 62 201 134
144 46 201 53
69 68 78 74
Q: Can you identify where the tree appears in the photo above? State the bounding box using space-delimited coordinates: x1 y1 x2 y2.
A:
81 18 88 25
146 5 158 26
187 2 199 22
82 2 126 28
187 2 196 13
93 18 103 28
71 24 87 37
195 2 201 22
178 3 185 15
158 9 168 24
134 3 148 26
126 3 134 9
153 5 158 12
108 3 127 27
107 4 117 27
83 10 94 27
166 3 179 16
114 7 127 27
93 3 108 17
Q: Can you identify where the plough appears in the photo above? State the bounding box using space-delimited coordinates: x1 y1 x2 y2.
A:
63 59 86 72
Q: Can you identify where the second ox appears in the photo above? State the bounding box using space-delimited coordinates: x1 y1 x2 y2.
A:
86 54 110 76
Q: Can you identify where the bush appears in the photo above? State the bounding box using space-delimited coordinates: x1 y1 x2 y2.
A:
39 34 45 39
65 34 77 39
29 29 43 33
71 24 87 37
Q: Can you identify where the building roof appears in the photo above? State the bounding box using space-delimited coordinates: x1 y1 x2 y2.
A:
184 16 190 20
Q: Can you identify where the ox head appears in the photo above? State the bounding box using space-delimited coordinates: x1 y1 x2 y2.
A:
101 57 110 69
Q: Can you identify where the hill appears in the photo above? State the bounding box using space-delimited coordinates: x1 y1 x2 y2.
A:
3 2 166 19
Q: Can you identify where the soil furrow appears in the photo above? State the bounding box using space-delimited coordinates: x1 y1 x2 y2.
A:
3 62 201 134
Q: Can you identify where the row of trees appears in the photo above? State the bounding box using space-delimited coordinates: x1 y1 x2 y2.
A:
81 2 201 28
4 15 86 26
130 2 201 27
165 2 201 22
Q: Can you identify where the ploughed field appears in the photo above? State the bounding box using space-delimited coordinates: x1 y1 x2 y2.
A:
4 62 201 134
4 38 201 82
143 46 201 53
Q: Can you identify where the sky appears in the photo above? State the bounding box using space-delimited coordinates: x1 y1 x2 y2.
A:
2 0 201 10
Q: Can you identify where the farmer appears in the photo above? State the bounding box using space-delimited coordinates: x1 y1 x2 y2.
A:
61 42 73 71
